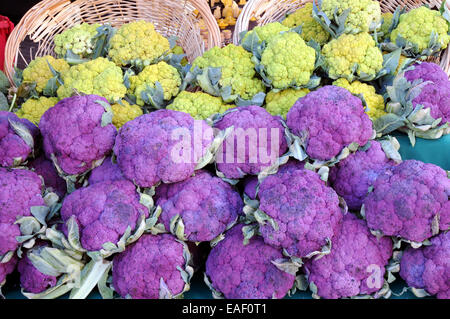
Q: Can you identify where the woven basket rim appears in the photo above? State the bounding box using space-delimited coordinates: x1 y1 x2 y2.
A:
233 0 450 77
4 0 221 86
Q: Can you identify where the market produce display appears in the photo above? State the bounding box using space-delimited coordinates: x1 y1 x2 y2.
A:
0 0 449 300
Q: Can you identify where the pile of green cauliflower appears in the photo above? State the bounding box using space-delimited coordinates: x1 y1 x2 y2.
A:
0 0 449 299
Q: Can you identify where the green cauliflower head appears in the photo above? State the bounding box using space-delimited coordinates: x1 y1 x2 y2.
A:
380 12 394 41
54 23 101 58
282 3 330 45
390 6 450 54
57 57 126 103
260 31 316 89
322 32 384 82
264 88 309 118
16 96 59 125
193 44 265 101
167 91 235 120
320 0 382 34
22 55 69 93
108 20 170 67
128 61 181 106
242 22 290 44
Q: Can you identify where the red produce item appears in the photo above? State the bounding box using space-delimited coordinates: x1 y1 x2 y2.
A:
0 16 14 71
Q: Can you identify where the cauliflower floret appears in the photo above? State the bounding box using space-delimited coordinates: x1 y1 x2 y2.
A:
57 57 126 103
88 156 125 185
128 61 181 106
380 12 394 41
193 44 265 100
28 155 67 198
54 23 101 58
321 0 382 34
363 160 450 243
282 3 330 45
0 254 17 289
205 224 295 299
111 100 143 128
260 31 316 89
391 6 450 53
264 88 309 118
242 22 290 44
322 32 384 81
333 78 386 121
16 96 58 125
167 91 234 119
108 21 170 66
22 55 69 93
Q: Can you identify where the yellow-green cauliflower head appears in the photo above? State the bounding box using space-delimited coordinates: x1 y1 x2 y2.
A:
333 78 386 121
111 100 143 128
265 88 309 118
391 6 450 52
54 23 101 58
242 22 290 44
16 96 59 124
193 44 265 100
282 3 330 45
379 12 394 41
128 61 181 106
108 20 170 66
260 31 316 89
167 91 235 120
322 32 383 81
22 55 69 93
321 0 382 33
57 57 127 103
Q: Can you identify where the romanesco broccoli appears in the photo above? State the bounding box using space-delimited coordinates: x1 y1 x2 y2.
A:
167 91 235 119
111 100 143 128
22 56 69 93
57 57 126 103
108 21 170 67
264 88 309 118
282 3 330 45
322 32 384 81
333 78 386 121
54 23 101 58
16 96 58 125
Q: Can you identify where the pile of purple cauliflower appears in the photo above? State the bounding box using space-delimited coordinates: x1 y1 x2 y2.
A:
0 79 448 299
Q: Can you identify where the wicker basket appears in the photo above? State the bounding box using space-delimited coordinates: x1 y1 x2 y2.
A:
233 0 450 76
4 0 221 85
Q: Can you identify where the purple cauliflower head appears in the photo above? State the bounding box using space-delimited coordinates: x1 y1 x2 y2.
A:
88 156 125 185
0 111 39 168
113 110 214 188
205 224 295 299
112 233 192 299
305 213 393 299
214 105 288 179
60 180 148 251
329 141 396 210
28 155 67 198
404 62 449 86
0 168 45 256
400 231 449 299
286 86 373 161
155 170 243 242
39 95 117 176
256 161 344 258
243 175 258 200
0 254 17 287
18 244 58 294
363 160 450 243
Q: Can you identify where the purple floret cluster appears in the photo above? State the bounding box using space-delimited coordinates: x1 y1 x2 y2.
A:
364 160 449 243
0 111 38 168
0 168 45 256
0 255 17 286
305 213 393 299
205 224 295 299
156 170 243 242
28 155 67 197
114 110 213 187
214 105 288 179
60 180 148 251
39 95 117 176
286 86 373 161
88 156 125 185
329 141 396 210
404 62 450 124
400 232 449 299
112 234 188 299
257 160 343 258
